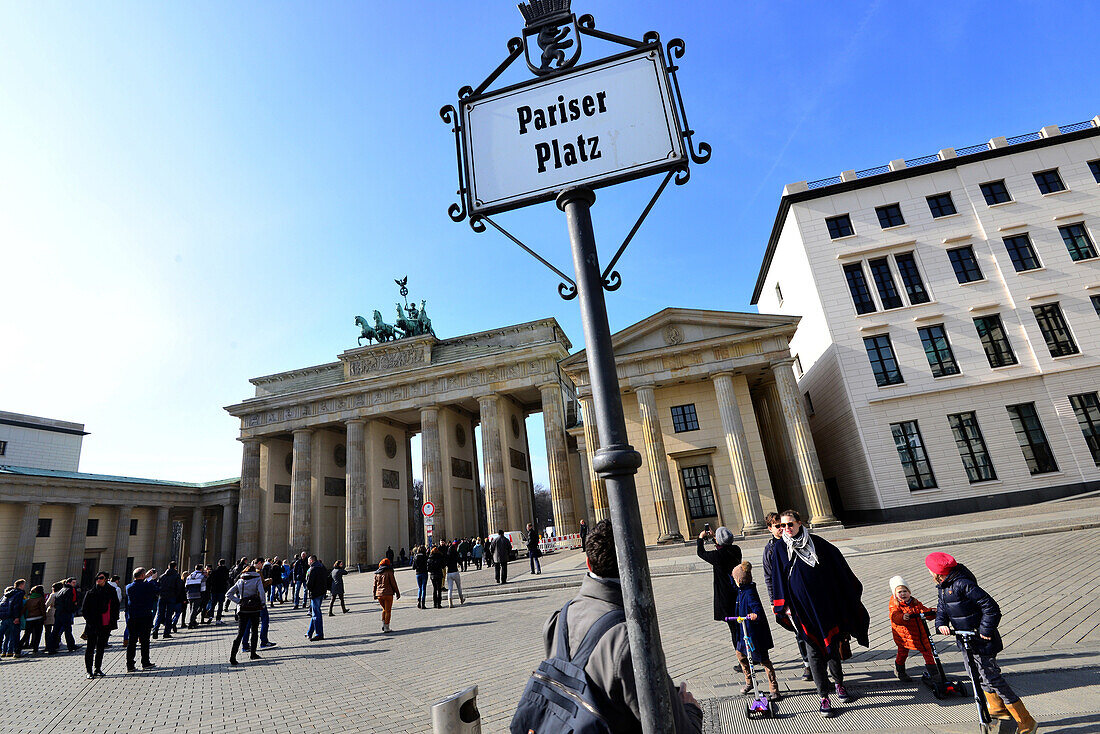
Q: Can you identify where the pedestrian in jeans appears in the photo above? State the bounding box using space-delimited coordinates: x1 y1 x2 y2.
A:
208 559 230 624
80 572 118 678
0 580 26 657
412 546 428 609
526 523 542 575
153 562 181 639
446 541 466 607
762 512 811 681
490 530 511 584
226 564 264 665
48 580 80 653
329 560 349 615
427 547 445 609
292 552 308 609
124 568 158 672
305 555 328 641
373 558 400 632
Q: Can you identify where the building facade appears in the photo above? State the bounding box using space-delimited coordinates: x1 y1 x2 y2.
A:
753 118 1100 521
0 411 87 472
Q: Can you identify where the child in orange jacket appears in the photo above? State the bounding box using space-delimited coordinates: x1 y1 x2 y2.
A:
888 575 936 682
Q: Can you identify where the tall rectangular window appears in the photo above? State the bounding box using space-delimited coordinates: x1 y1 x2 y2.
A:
37 518 52 538
948 412 997 483
927 192 957 218
1003 233 1041 271
1092 295 1100 317
129 518 139 536
918 324 960 377
980 180 1012 205
1058 223 1097 261
895 252 930 304
1069 392 1100 466
1090 159 1100 183
843 262 877 314
974 315 1018 368
1006 402 1058 474
947 246 984 283
680 465 718 518
876 203 905 228
774 282 783 305
863 333 903 386
0 440 6 456
868 257 903 309
826 214 854 239
670 404 699 433
1032 303 1079 356
1033 168 1066 194
890 420 937 490
87 519 99 537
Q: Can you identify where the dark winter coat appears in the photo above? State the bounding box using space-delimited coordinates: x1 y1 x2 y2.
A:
305 561 329 599
158 568 182 605
934 564 1003 656
208 565 231 594
762 537 778 603
292 557 308 582
412 552 428 575
426 550 446 581
768 531 870 656
54 585 78 617
0 587 25 620
330 567 348 595
446 546 460 574
80 584 119 631
124 578 159 620
730 582 774 662
696 537 742 621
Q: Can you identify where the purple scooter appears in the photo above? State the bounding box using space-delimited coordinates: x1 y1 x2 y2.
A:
725 616 778 719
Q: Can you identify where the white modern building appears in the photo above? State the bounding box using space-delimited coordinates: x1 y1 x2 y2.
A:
752 118 1100 522
0 411 87 472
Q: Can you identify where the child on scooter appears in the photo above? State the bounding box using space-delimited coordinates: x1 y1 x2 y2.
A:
731 562 781 701
926 552 1037 734
887 575 937 682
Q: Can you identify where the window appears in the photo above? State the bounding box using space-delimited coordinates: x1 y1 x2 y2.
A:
1090 159 1100 183
87 518 99 537
826 214 854 239
894 252 930 304
804 392 815 416
973 315 1018 368
863 333 903 386
31 563 45 588
1006 402 1058 474
868 257 903 309
1093 295 1100 317
680 465 718 518
793 355 804 378
1032 303 1078 357
843 262 876 314
948 412 997 483
918 324 960 377
947 246 984 283
1058 223 1097 261
890 420 937 490
129 518 139 536
1033 168 1066 194
37 518 52 538
1003 233 1041 271
273 484 291 503
1069 392 1100 465
876 203 905 228
980 180 1012 205
0 440 6 456
670 404 699 433
927 192 957 218
774 282 783 305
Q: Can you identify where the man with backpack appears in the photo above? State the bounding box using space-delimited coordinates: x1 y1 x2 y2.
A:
511 519 703 733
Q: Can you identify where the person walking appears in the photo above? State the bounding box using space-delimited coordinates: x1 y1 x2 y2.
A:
292 552 308 609
385 546 395 564
208 559 230 624
696 526 743 680
373 558 401 632
490 530 511 584
48 579 80 653
329 561 349 615
184 565 205 629
458 538 472 572
526 523 542 575
578 518 588 551
305 555 328 641
767 510 869 718
411 546 428 609
80 572 119 679
124 568 158 672
43 582 60 654
153 561 181 639
762 512 811 681
19 584 46 655
471 538 483 570
427 546 446 609
225 564 265 665
445 541 466 607
0 580 26 657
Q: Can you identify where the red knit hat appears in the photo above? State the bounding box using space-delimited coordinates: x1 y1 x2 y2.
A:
925 552 957 575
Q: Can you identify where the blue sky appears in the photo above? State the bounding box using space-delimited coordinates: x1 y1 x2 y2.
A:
3 1 1099 485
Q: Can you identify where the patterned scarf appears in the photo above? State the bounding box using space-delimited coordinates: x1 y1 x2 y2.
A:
784 527 819 568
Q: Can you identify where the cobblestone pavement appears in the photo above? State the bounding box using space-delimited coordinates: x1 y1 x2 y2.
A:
1 528 1097 733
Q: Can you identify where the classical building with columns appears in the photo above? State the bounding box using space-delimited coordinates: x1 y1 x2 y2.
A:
562 308 837 544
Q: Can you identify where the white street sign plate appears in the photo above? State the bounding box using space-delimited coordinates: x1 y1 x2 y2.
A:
422 501 435 517
462 47 685 216
425 516 434 527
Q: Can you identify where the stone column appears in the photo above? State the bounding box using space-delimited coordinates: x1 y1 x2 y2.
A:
219 503 235 561
289 428 313 554
771 359 838 526
345 419 370 567
477 395 509 533
236 438 261 560
634 385 683 543
113 505 133 576
712 373 766 534
189 505 205 568
153 505 171 570
578 397 610 522
67 504 91 578
420 406 446 540
12 502 41 582
539 383 576 535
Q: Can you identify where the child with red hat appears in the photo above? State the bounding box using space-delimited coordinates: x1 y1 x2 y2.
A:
926 552 1037 734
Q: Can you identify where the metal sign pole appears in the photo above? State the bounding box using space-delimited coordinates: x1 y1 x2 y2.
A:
557 186 674 734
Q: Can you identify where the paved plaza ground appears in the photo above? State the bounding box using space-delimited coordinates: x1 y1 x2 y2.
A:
2 498 1099 733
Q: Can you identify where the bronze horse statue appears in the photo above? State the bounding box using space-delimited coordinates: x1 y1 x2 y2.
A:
395 303 419 338
372 310 396 342
354 315 377 345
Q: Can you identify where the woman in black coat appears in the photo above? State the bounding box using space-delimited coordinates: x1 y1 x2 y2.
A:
426 547 446 609
80 572 119 679
696 527 742 623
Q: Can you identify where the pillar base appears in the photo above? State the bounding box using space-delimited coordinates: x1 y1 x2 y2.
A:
656 532 684 545
809 516 843 529
741 524 770 537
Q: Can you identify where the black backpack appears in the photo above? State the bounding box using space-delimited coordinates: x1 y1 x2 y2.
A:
510 600 625 734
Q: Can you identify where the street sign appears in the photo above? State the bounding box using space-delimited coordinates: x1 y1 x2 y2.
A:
422 501 435 518
462 47 685 216
424 516 434 527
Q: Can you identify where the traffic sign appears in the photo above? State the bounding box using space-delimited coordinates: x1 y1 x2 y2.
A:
422 501 436 518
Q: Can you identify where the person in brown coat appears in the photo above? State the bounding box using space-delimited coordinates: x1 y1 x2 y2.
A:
20 585 47 654
373 559 401 633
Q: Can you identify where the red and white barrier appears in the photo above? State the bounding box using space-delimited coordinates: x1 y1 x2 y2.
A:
538 532 583 553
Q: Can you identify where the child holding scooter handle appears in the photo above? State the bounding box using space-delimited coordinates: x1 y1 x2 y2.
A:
926 551 1038 734
730 562 781 701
